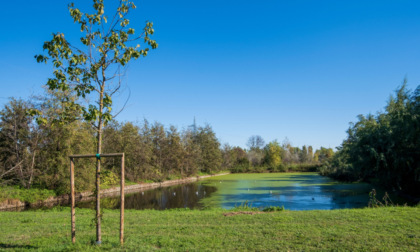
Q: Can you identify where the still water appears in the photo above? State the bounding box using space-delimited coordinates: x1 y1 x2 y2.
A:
77 173 387 210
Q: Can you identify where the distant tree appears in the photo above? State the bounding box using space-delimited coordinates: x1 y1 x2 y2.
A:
231 147 248 162
196 125 222 173
151 122 166 179
264 140 283 168
281 137 292 149
246 135 265 150
0 99 39 188
307 146 314 163
287 146 300 164
163 126 184 178
223 146 249 173
138 119 157 180
102 121 144 182
314 147 334 163
281 137 294 164
34 90 96 193
299 145 308 163
247 149 264 167
181 129 201 176
221 143 233 169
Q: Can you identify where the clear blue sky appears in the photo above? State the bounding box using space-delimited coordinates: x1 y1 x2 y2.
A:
1 0 420 150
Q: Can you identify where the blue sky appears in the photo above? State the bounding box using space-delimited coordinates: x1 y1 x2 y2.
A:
1 0 420 150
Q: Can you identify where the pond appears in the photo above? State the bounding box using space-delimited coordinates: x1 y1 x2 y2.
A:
76 172 398 211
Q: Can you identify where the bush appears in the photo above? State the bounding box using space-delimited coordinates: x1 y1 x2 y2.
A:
101 170 119 188
230 163 250 173
276 164 287 172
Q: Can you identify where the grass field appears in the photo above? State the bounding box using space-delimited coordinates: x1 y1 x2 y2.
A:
0 206 419 251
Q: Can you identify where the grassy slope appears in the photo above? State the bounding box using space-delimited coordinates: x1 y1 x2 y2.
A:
0 207 419 251
0 187 56 204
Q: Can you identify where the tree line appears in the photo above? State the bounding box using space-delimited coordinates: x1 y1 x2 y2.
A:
223 136 332 173
0 91 222 194
0 91 332 195
321 82 420 196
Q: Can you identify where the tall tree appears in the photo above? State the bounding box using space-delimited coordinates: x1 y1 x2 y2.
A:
307 146 314 163
299 145 308 163
196 125 222 173
325 83 420 194
181 129 201 176
264 140 283 169
0 99 39 188
34 90 96 194
33 0 157 243
246 135 265 150
151 122 166 179
163 126 184 177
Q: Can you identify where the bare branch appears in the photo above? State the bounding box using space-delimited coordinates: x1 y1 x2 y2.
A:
112 85 131 119
0 161 23 179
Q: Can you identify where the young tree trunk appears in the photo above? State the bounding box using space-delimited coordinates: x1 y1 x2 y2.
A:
96 83 105 244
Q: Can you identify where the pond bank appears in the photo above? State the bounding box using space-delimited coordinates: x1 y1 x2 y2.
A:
0 173 229 211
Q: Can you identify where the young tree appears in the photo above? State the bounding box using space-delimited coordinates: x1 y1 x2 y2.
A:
33 0 157 243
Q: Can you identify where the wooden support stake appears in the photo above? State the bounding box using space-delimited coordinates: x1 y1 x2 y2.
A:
96 157 101 244
120 153 125 245
70 158 75 243
69 153 125 245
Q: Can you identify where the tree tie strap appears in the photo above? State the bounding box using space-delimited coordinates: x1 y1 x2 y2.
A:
95 153 101 160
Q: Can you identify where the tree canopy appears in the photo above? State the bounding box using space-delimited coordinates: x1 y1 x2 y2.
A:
323 82 420 195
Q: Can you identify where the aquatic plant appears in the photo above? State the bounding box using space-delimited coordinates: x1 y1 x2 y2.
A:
262 206 285 212
232 201 259 211
368 189 396 208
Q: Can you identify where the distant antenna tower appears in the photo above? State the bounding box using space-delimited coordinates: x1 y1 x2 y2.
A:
189 116 197 133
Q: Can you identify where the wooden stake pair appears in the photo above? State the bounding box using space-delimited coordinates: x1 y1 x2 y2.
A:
70 153 125 245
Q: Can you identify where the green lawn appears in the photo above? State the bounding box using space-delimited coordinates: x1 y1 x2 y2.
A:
0 207 419 251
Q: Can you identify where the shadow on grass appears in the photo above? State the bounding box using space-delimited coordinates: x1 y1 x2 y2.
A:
0 243 37 249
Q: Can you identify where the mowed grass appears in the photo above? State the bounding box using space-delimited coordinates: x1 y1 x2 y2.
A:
0 207 419 251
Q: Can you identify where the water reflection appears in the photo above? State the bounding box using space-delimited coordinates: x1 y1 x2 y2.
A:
76 183 217 210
